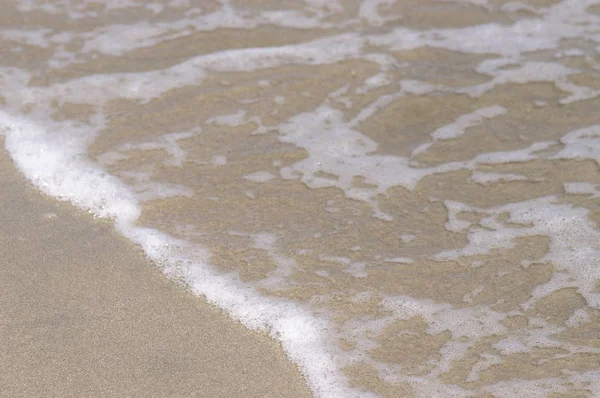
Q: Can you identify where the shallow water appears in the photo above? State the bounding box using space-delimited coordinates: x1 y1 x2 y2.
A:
2 1 600 396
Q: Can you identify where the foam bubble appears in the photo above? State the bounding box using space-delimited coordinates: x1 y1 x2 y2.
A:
243 171 276 183
563 182 600 198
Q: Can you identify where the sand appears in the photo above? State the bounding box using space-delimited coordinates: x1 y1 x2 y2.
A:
3 1 600 396
0 144 313 397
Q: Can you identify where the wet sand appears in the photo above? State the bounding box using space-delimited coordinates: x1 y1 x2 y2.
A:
0 144 312 397
2 1 600 396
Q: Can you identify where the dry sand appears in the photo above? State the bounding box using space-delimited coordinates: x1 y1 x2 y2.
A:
0 143 313 397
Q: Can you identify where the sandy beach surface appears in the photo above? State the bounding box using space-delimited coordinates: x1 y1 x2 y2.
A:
2 1 600 397
0 144 312 397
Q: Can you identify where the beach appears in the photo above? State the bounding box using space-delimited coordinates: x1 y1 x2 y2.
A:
2 0 600 397
0 144 312 397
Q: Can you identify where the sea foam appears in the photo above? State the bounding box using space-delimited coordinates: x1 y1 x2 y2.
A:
3 0 600 396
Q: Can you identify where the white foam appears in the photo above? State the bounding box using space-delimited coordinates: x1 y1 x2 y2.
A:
565 308 591 328
435 194 600 310
206 110 247 126
0 112 139 221
368 0 600 104
0 110 363 398
552 125 600 165
1 28 52 48
413 106 507 156
443 200 475 232
483 378 570 398
370 0 599 57
98 131 198 168
399 233 416 243
243 171 276 183
319 255 369 278
500 2 538 13
462 61 600 103
211 155 227 166
117 170 194 201
8 1 358 68
358 0 397 27
564 182 600 198
276 93 558 220
384 257 414 264
4 1 600 396
432 106 507 141
442 0 490 8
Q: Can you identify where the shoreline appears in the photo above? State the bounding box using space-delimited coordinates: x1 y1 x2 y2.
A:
0 144 313 397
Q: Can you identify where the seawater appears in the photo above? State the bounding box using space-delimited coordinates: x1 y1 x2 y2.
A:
2 1 600 396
